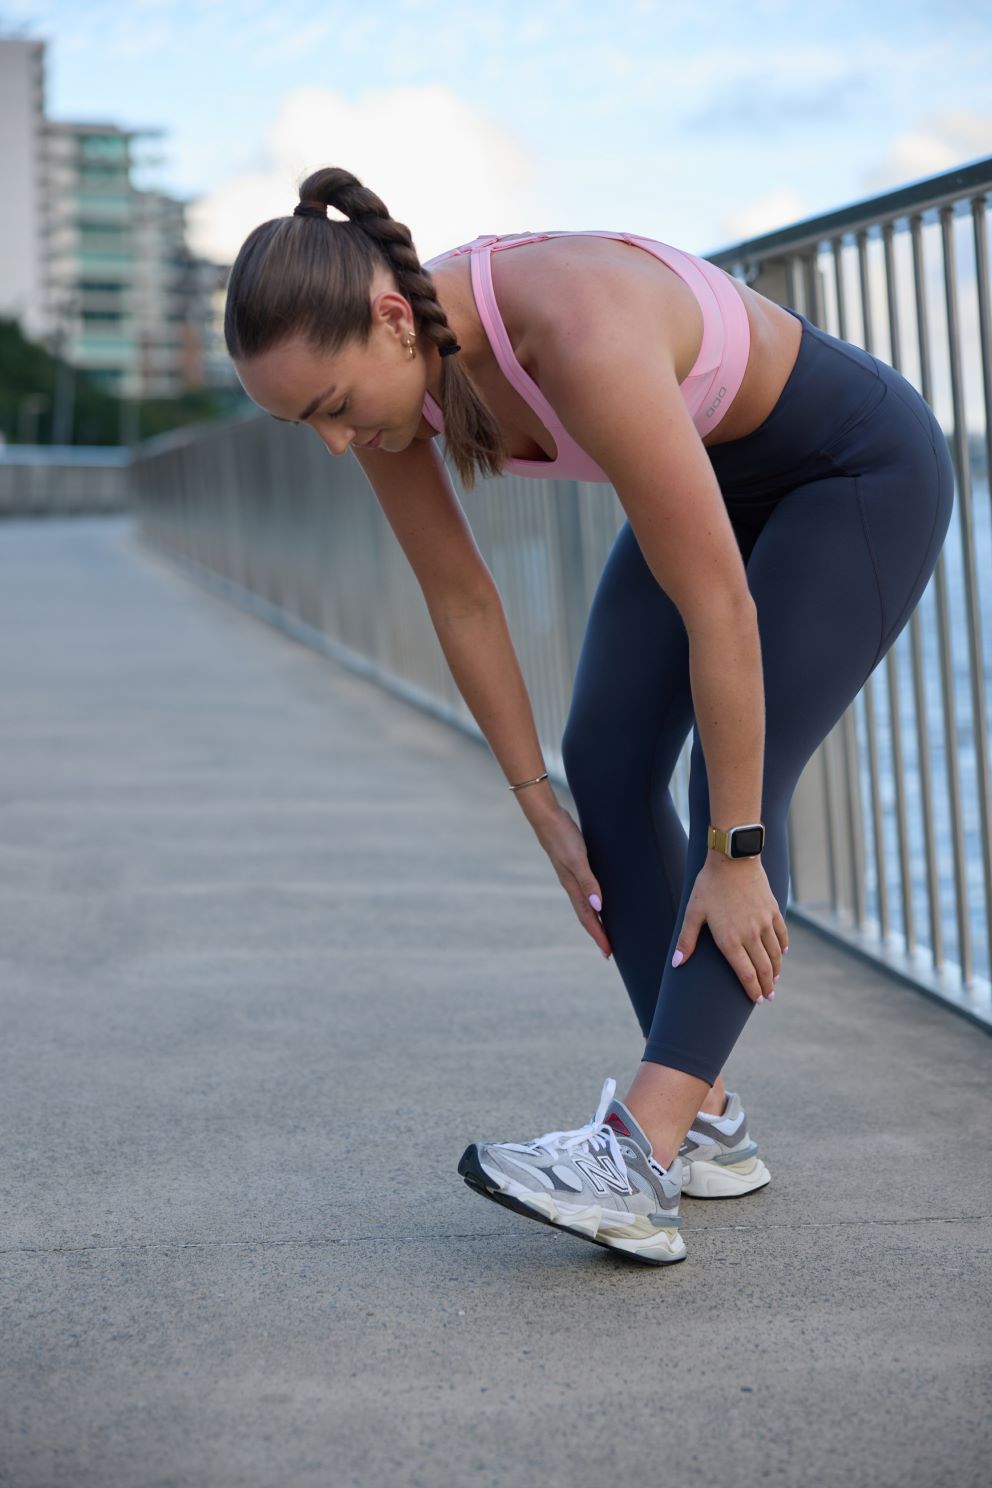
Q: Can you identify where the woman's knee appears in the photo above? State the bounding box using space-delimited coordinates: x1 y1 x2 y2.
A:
562 701 649 808
561 705 604 800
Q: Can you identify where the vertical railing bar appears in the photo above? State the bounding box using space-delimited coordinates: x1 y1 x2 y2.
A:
942 203 992 987
856 228 874 352
787 255 803 313
830 232 869 921
854 224 890 939
862 673 889 939
885 634 913 953
974 195 992 509
922 215 967 985
882 221 903 370
542 484 564 742
832 236 848 341
547 485 567 746
842 706 867 925
541 484 561 742
810 247 826 327
910 212 948 970
821 731 841 916
786 806 800 904
881 218 917 957
970 193 992 984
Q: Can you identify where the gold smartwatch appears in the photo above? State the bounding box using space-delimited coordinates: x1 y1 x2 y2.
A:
707 822 765 859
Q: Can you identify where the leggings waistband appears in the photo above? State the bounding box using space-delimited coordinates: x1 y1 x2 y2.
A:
706 309 897 499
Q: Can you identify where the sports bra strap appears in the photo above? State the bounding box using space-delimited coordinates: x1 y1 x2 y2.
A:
469 244 566 444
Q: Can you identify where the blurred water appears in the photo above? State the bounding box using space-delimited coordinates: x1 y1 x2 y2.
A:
858 469 991 986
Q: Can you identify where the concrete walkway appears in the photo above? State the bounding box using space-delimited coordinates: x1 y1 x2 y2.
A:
1 516 989 1488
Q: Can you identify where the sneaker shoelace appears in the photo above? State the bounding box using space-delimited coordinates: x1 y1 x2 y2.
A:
496 1077 626 1172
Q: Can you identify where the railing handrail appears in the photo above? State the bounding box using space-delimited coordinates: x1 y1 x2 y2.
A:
705 154 992 265
0 443 132 466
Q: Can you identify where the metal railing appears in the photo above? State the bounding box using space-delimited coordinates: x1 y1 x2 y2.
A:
709 157 992 1029
0 444 131 516
130 157 992 1029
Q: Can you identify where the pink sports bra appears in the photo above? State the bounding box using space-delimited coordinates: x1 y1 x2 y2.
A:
419 230 751 483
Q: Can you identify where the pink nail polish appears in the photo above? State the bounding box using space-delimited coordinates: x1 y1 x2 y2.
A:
767 989 776 1000
773 974 780 983
589 893 602 912
672 950 684 967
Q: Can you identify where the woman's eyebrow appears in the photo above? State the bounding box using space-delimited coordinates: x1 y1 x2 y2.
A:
269 382 338 424
297 383 337 420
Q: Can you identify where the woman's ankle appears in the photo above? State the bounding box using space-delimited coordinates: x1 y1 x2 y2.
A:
622 1060 712 1172
697 1075 727 1117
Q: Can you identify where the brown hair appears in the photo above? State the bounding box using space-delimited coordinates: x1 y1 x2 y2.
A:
223 166 507 489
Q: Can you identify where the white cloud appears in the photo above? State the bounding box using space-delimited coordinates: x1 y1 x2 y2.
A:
185 83 537 266
860 110 992 193
703 108 991 254
720 187 810 245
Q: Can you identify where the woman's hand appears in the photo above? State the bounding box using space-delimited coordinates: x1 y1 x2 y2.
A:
672 855 788 1002
532 804 613 960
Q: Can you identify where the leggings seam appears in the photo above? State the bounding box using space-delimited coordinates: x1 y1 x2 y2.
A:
872 438 944 667
816 454 895 674
881 373 939 452
817 337 883 377
834 445 943 676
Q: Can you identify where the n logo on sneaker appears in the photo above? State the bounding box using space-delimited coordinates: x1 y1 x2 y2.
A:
572 1152 631 1195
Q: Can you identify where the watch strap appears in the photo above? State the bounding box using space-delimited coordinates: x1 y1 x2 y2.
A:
708 822 765 858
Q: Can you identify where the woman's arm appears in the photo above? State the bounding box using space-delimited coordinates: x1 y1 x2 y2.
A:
352 436 612 957
533 314 765 843
351 436 558 829
531 298 786 996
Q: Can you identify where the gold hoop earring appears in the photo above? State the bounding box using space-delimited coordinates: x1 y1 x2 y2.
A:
402 332 416 359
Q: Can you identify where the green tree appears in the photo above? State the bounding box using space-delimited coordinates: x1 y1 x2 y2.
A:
0 316 251 446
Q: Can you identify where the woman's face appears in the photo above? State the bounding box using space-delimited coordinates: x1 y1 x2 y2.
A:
235 275 431 456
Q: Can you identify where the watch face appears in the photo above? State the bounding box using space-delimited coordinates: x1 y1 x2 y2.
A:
730 826 764 857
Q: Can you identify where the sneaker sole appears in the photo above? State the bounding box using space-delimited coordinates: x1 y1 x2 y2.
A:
457 1144 686 1266
681 1154 771 1199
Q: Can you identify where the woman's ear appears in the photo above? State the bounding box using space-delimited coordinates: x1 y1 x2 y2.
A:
371 288 414 341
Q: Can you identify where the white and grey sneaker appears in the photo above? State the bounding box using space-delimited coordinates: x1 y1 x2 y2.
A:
457 1078 686 1265
679 1089 771 1198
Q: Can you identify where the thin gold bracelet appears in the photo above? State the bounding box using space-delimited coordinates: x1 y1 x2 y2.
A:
508 771 549 793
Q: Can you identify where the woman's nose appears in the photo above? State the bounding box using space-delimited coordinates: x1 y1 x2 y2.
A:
321 429 356 457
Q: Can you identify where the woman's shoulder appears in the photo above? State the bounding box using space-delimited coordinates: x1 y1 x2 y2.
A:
421 230 711 396
484 232 704 381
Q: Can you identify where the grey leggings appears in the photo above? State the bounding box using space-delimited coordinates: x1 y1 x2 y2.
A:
561 310 955 1086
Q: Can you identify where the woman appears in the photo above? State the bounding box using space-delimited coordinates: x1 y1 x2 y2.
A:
225 166 954 1266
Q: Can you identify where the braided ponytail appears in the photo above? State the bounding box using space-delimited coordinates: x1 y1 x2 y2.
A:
224 166 507 490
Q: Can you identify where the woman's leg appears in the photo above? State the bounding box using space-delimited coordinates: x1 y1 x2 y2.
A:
561 518 696 1043
626 391 954 1160
561 519 717 1156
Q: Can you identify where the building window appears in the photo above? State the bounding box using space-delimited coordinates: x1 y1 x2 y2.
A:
78 135 130 162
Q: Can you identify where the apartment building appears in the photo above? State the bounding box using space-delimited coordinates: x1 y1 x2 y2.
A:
0 36 47 344
0 33 234 401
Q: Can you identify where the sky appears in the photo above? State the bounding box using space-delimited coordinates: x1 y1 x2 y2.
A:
2 0 990 271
